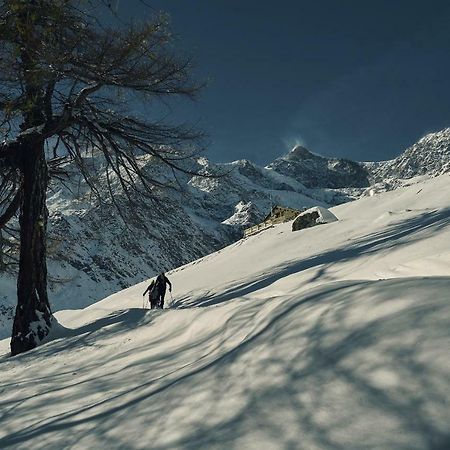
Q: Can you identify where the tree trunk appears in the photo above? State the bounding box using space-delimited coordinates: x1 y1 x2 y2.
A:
10 140 52 356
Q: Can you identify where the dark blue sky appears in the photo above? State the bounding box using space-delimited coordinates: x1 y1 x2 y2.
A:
115 1 450 165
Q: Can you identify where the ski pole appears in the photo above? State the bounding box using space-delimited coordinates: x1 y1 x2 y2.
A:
170 291 173 307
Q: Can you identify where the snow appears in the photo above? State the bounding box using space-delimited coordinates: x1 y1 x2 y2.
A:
4 126 447 336
0 149 355 339
294 205 339 224
367 128 450 182
0 174 449 449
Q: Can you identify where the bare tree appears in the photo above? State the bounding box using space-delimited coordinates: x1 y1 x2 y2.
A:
0 0 207 356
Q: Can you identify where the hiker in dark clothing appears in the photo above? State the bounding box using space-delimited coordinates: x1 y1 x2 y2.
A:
143 279 158 309
154 272 172 309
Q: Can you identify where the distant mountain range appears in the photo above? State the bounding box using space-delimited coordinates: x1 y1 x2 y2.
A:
365 127 450 184
1 127 450 337
267 145 370 188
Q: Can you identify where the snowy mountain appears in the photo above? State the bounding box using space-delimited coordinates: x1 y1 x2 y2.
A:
0 153 366 337
1 172 449 449
267 145 370 188
1 128 450 337
365 127 450 185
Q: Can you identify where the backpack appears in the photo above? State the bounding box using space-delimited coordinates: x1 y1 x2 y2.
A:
148 280 158 300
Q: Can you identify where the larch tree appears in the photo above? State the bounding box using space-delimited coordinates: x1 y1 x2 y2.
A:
0 0 206 356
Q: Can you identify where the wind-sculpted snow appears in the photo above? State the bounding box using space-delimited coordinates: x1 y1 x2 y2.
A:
0 173 450 449
0 281 448 449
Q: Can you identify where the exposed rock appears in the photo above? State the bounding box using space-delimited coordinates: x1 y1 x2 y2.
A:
268 145 370 189
365 128 450 183
292 206 338 232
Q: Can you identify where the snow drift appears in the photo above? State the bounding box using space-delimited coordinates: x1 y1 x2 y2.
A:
0 174 449 449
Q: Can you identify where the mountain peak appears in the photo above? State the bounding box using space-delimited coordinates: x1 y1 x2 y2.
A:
367 127 450 182
285 145 316 161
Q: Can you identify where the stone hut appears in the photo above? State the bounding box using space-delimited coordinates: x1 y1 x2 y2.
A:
244 205 305 237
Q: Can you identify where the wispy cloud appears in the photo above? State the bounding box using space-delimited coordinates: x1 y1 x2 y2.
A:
282 135 307 152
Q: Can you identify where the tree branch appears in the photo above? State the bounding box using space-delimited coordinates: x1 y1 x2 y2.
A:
0 188 21 229
73 82 103 109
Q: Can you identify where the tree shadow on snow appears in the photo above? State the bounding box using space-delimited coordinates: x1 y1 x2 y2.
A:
0 279 449 449
171 207 450 309
1 210 450 449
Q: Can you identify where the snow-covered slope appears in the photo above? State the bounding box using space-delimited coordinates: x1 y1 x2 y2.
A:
2 128 450 338
366 127 450 184
0 153 366 337
1 173 449 449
